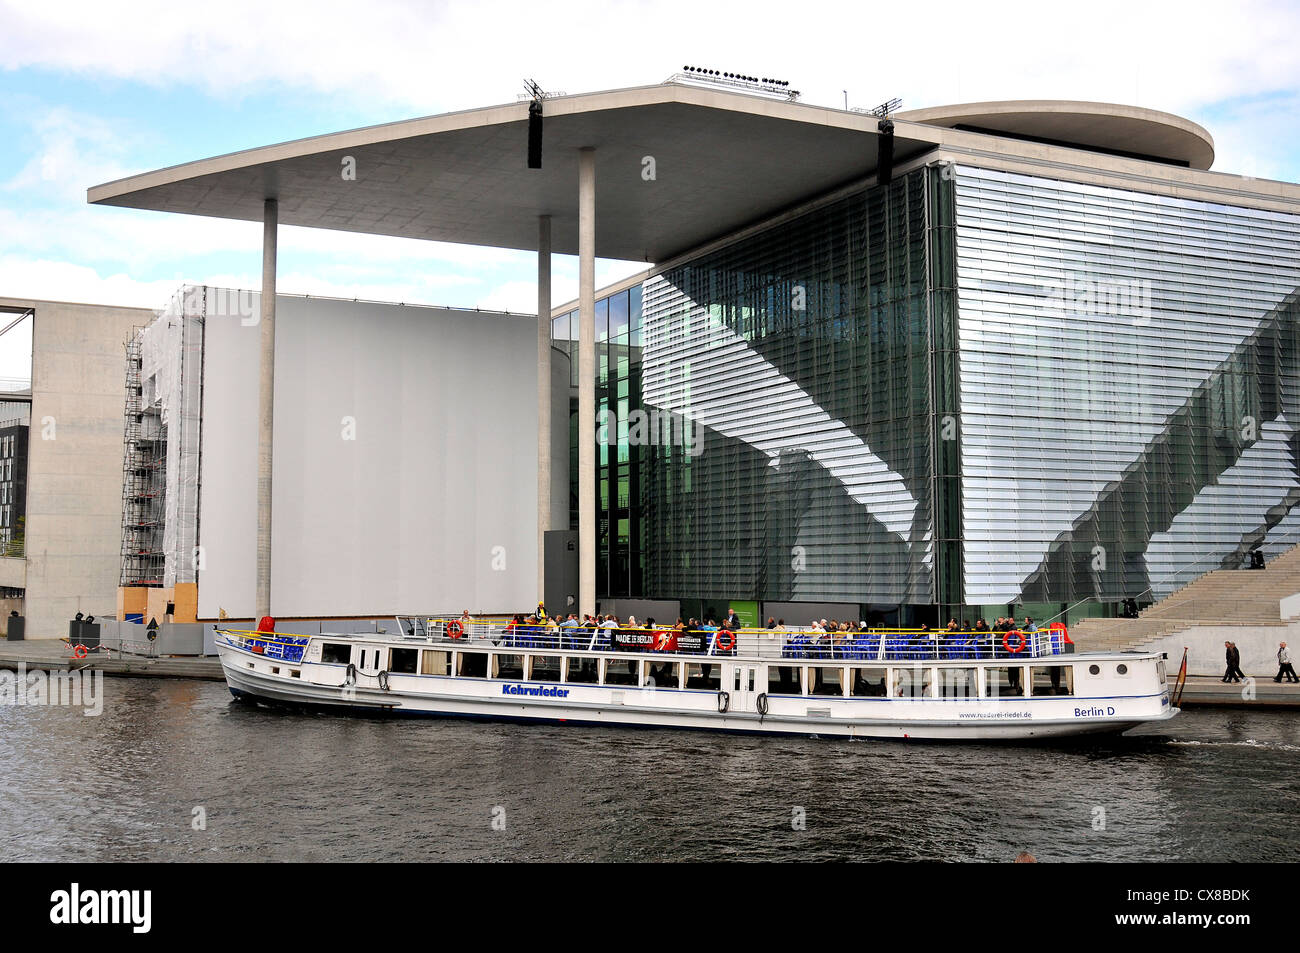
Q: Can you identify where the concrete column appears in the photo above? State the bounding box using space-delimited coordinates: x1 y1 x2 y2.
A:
578 148 596 618
255 199 277 621
536 214 552 602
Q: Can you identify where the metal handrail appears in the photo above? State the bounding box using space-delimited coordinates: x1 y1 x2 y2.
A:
1043 526 1300 628
389 618 1073 662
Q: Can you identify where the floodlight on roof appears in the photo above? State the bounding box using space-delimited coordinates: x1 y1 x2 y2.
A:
669 65 800 101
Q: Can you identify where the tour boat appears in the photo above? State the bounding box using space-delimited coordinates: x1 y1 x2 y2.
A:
214 617 1177 740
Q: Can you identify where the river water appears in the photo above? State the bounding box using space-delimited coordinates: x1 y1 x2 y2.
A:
1 678 1295 862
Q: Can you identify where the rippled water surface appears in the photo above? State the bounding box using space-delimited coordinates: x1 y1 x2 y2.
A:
2 679 1296 861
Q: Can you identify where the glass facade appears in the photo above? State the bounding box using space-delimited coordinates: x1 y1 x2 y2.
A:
551 285 645 598
559 163 1300 620
953 165 1300 606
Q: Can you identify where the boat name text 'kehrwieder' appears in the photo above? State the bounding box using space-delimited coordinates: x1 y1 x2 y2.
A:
502 684 570 698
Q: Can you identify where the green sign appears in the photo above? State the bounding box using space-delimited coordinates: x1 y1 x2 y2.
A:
728 600 760 629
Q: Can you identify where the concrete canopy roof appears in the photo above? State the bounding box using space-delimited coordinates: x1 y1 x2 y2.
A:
895 100 1215 170
88 83 939 263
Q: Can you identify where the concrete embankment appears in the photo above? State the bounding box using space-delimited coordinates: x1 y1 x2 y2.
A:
0 639 223 680
1175 675 1300 709
4 640 1298 705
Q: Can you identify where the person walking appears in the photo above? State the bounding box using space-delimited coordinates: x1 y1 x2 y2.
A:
1274 641 1299 683
1223 641 1245 683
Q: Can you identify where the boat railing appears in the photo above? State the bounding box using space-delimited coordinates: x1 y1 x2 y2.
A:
217 628 310 663
391 618 1074 662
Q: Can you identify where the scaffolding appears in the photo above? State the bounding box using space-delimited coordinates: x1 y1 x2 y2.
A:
120 331 166 586
119 289 205 590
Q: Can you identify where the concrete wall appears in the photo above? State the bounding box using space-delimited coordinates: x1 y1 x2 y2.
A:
0 555 24 589
198 294 563 619
0 297 156 638
1138 621 1300 677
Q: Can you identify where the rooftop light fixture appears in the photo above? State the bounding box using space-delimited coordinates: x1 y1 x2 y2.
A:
669 65 800 101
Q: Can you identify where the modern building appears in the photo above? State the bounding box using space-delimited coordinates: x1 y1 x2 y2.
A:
117 287 567 627
0 296 158 638
89 82 1300 628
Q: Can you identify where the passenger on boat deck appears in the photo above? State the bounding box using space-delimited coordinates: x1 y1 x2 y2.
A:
627 615 639 627
559 614 578 628
974 618 988 632
919 623 930 633
767 616 778 629
777 618 787 630
947 619 959 631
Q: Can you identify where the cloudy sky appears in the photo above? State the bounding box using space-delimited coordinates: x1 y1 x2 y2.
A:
1 0 1298 378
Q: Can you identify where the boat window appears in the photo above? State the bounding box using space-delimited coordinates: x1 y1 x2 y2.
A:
986 667 1026 697
321 643 351 664
849 666 888 697
809 666 844 697
457 652 488 678
938 667 977 699
494 653 525 679
645 660 680 689
893 665 931 698
529 656 562 682
390 648 418 674
603 657 639 686
421 650 450 676
684 662 721 690
767 664 802 695
1031 665 1073 696
564 656 599 684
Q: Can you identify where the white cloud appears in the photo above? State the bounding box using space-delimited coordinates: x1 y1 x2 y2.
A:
3 0 1299 117
1 0 1298 310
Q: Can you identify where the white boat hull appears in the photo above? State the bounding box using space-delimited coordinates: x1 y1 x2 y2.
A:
217 638 1176 742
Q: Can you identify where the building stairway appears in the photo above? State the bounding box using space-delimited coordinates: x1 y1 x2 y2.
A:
1071 543 1300 652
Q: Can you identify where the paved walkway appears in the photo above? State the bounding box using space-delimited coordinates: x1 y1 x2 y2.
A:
1177 674 1300 708
0 638 223 680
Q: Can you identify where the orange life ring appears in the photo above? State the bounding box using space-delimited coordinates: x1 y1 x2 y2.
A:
716 630 736 652
73 644 88 659
1003 630 1026 654
447 620 464 639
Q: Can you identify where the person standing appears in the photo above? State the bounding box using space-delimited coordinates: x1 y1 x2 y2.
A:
1275 641 1299 683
